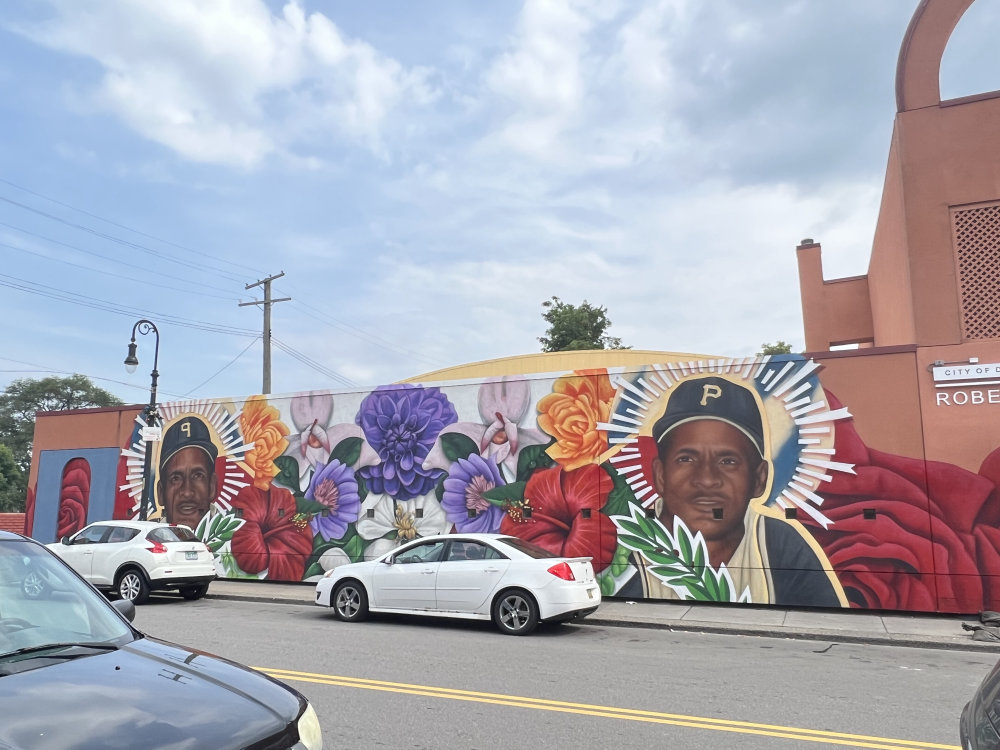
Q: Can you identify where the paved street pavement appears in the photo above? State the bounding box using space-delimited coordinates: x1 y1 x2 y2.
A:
204 579 1000 653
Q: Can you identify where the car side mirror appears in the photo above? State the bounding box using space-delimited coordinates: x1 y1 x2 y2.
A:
60 536 71 545
112 598 136 622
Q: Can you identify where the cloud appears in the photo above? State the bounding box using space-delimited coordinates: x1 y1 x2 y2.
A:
14 0 435 168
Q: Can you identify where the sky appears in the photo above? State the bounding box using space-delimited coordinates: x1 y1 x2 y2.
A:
1 0 998 407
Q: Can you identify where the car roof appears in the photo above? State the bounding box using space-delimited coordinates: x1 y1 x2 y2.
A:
83 520 173 529
414 533 506 541
0 529 28 542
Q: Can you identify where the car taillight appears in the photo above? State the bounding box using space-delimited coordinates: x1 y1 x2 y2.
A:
147 541 168 554
547 562 576 581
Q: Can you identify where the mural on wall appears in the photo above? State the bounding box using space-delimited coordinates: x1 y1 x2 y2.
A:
57 458 91 541
103 354 1000 613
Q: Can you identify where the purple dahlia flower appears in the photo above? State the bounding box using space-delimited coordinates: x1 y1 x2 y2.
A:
356 385 458 500
305 459 361 541
441 454 505 533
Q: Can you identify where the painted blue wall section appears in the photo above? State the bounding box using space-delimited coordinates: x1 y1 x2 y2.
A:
34 448 120 543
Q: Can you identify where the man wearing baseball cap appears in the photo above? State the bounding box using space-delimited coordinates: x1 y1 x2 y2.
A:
628 376 845 606
156 416 218 530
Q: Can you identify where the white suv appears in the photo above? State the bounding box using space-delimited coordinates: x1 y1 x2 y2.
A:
48 520 215 604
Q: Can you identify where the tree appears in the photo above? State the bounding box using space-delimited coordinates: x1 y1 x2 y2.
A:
0 375 124 474
0 443 24 512
538 297 629 353
759 341 793 356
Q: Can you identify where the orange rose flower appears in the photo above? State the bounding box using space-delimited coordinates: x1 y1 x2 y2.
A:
240 396 290 489
537 370 615 471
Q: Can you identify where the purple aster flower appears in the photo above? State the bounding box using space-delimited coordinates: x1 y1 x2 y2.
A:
356 385 458 500
306 459 361 541
441 454 505 533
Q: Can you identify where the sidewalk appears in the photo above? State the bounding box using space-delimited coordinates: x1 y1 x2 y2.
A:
205 579 1000 652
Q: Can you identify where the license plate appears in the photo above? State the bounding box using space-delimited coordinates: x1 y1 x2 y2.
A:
185 551 197 560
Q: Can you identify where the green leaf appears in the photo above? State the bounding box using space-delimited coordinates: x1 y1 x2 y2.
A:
614 517 648 539
601 462 637 516
329 437 362 467
273 455 302 492
441 432 480 463
676 523 693 562
692 541 705 572
343 534 365 563
717 571 731 602
598 570 617 597
515 442 555 482
295 497 329 516
357 475 368 502
303 562 324 580
482 481 526 506
609 544 633 578
618 533 660 554
435 476 445 503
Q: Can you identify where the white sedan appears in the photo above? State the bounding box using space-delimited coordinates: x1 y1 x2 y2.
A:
314 533 601 635
47 520 215 604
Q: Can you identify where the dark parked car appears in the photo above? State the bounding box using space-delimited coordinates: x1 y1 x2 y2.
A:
0 530 322 750
961 657 1000 749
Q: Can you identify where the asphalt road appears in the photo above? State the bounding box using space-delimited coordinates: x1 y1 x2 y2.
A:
134 595 995 749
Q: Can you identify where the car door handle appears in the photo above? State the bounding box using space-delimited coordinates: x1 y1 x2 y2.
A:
484 567 500 573
420 570 435 575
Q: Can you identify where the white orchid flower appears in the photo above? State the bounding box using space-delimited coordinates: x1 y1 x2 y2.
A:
357 494 449 560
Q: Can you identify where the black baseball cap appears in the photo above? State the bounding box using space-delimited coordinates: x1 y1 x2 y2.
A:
651 376 765 458
159 416 218 469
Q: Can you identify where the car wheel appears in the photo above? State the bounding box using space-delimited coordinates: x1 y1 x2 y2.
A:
116 569 150 605
21 570 49 599
492 589 539 636
180 584 209 600
332 581 369 622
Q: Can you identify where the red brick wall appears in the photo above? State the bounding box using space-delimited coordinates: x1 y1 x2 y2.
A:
0 513 25 534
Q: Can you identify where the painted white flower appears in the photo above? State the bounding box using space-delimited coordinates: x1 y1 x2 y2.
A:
283 390 379 490
422 377 547 480
357 493 449 560
319 547 352 572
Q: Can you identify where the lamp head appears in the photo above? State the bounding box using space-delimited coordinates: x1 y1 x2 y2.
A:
124 341 139 374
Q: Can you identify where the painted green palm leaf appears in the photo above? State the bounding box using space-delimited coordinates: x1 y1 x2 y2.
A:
610 502 750 604
197 511 246 554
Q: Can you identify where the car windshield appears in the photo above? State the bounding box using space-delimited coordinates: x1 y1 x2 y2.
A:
0 539 135 661
496 536 562 559
148 526 198 543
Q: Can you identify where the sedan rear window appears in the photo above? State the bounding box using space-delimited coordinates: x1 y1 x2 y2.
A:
497 537 560 559
148 526 198 543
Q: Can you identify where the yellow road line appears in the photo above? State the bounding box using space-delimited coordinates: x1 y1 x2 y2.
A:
258 667 958 750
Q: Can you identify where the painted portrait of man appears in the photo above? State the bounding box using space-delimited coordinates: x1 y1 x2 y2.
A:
155 416 219 531
623 376 847 606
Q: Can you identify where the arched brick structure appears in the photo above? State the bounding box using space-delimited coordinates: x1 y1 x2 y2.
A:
895 0 975 112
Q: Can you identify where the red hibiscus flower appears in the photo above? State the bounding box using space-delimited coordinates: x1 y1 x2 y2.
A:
56 458 91 539
230 485 313 581
500 463 618 572
802 393 985 613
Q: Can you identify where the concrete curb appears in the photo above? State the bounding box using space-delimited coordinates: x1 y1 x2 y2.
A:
204 588 1000 653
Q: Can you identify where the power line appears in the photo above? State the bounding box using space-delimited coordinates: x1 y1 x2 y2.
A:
0 176 271 279
271 337 356 388
0 179 448 371
0 356 189 400
2 239 239 302
283 296 446 368
0 272 258 337
0 193 248 283
184 336 262 395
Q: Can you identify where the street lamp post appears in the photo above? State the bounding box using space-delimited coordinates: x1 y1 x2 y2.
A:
124 319 160 521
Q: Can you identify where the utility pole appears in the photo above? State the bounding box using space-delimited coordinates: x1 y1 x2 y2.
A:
240 271 291 394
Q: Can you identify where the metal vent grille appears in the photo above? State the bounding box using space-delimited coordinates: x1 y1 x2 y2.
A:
954 203 1000 340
